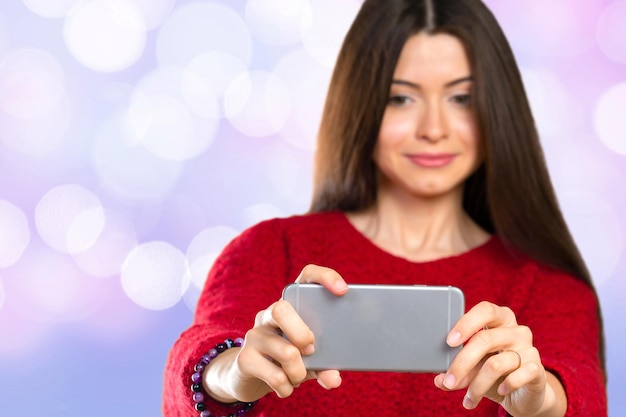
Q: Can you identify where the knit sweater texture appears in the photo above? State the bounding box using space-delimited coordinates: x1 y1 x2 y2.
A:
163 211 606 416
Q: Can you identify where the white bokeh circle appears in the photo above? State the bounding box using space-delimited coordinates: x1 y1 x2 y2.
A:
245 0 312 46
224 70 291 137
21 0 81 18
274 48 332 151
560 191 624 285
594 82 626 155
64 0 147 72
93 110 183 202
0 200 30 268
301 0 361 67
121 241 189 310
126 66 219 161
0 48 65 120
596 0 626 64
156 2 252 68
182 51 248 119
71 209 138 278
128 0 176 30
35 184 105 254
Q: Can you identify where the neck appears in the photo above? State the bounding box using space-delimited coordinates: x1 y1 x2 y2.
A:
347 186 490 262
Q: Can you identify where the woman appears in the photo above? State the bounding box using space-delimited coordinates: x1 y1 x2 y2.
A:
163 0 607 415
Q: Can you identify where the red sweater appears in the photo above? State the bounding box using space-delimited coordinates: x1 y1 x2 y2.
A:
163 211 606 416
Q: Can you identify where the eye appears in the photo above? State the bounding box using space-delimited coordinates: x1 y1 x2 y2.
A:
387 95 412 107
450 94 472 107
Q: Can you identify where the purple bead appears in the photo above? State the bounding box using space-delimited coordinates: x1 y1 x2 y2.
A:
200 411 212 417
201 354 212 365
194 363 205 373
234 337 244 347
192 392 204 403
236 408 248 416
208 348 218 359
191 372 202 383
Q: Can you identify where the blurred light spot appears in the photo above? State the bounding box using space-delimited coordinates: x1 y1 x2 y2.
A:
183 226 239 311
225 70 291 137
596 1 626 65
0 48 65 120
121 241 189 310
72 209 138 278
560 191 623 285
93 110 183 202
245 0 312 46
182 51 247 119
0 278 4 311
242 203 285 229
0 95 72 156
63 0 146 72
186 226 239 289
594 82 626 155
13 243 97 322
126 66 219 160
273 48 331 151
301 0 360 67
129 0 176 30
266 142 313 208
21 0 81 18
521 67 582 139
0 200 30 269
549 145 626 209
35 184 105 254
156 3 252 68
490 0 603 57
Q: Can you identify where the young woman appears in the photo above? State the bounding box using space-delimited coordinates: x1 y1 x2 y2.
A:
163 0 607 416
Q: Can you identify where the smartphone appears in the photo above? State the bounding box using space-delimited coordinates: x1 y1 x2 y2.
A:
282 283 464 373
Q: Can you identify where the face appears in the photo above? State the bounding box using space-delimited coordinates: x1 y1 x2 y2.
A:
374 32 483 201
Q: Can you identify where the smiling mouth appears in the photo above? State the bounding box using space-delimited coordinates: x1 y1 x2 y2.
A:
408 153 457 168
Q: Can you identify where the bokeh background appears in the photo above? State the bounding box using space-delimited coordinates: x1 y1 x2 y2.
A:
0 0 624 415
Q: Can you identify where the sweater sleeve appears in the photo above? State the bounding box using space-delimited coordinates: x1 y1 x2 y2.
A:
516 266 607 417
162 219 291 417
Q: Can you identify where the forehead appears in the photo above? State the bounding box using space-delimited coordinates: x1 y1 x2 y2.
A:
393 33 471 80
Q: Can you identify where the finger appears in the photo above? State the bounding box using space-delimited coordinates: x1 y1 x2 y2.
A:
243 327 310 388
235 343 299 399
462 350 525 409
496 349 544 397
446 302 517 347
303 369 342 390
295 264 348 296
442 326 532 390
255 300 315 354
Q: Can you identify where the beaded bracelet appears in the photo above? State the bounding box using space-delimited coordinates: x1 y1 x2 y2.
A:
190 337 257 417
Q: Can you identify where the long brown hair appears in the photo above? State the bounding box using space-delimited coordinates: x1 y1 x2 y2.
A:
310 0 605 372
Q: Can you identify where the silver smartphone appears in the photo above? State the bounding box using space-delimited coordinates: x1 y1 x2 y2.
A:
282 283 464 373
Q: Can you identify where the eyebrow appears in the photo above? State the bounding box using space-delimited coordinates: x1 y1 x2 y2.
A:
391 76 473 89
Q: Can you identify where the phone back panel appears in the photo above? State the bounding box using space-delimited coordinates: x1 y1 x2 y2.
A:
282 283 464 372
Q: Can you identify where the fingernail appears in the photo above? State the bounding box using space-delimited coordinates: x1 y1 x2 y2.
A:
335 280 348 293
497 383 507 396
463 394 475 409
447 331 461 346
443 373 456 389
302 344 315 355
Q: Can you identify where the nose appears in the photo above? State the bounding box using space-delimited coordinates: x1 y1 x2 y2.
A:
416 101 448 142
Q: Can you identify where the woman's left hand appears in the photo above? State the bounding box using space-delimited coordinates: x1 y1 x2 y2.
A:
433 301 566 417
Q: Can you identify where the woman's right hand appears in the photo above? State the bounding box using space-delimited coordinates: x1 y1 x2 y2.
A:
203 264 349 403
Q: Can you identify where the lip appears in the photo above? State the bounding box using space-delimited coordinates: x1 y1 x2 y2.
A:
407 153 457 168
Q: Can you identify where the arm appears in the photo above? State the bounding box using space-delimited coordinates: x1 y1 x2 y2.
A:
162 220 348 416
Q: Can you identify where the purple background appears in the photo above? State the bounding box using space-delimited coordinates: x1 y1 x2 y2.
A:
0 0 624 415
